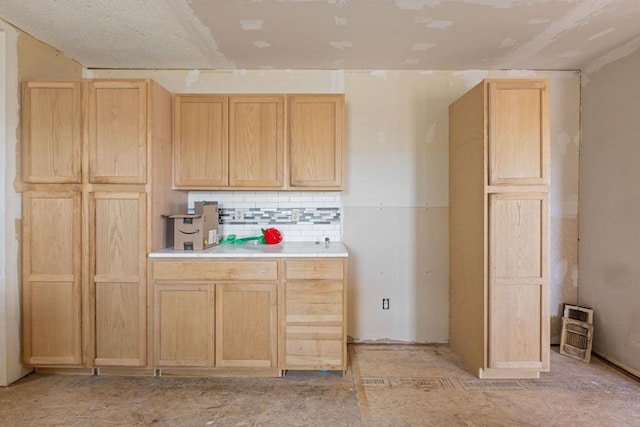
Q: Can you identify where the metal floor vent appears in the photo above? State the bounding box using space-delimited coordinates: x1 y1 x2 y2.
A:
390 377 456 389
457 380 524 390
361 377 389 387
560 304 594 363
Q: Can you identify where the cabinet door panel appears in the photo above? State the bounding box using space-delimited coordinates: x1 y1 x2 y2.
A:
155 285 215 367
285 259 344 281
489 193 549 371
22 191 82 365
288 95 343 189
229 95 284 187
490 283 544 368
492 198 542 278
91 192 146 366
22 82 82 183
285 282 344 323
216 283 277 368
285 325 343 368
174 95 228 188
488 81 549 185
88 81 147 183
94 282 143 365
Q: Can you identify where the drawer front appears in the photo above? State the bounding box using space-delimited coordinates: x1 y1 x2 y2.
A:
285 282 343 323
285 325 343 368
152 260 278 282
285 259 344 281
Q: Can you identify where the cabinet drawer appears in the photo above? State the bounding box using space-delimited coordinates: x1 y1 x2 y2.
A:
285 325 343 368
152 260 278 281
285 282 343 323
285 259 344 280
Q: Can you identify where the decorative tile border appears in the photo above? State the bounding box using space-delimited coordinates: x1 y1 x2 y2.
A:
219 207 340 225
187 191 343 242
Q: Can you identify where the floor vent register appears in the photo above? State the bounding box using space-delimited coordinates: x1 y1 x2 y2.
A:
560 304 594 363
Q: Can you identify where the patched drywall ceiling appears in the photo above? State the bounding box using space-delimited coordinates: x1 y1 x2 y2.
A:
1 0 639 70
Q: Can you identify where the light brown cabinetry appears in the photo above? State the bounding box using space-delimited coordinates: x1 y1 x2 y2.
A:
173 95 229 188
149 257 347 376
22 81 82 184
91 191 147 366
22 190 82 365
216 283 278 368
88 80 148 184
155 284 215 367
150 259 279 375
288 95 344 189
282 259 347 373
449 79 549 379
21 79 186 369
173 94 284 189
229 96 284 187
173 93 343 190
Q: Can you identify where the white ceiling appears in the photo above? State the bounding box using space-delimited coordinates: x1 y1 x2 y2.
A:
1 0 639 71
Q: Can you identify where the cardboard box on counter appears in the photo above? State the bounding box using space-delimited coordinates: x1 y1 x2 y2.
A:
165 201 219 251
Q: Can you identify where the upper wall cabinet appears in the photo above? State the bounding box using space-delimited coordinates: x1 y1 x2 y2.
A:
288 94 344 190
229 95 284 188
22 81 82 184
88 80 148 184
488 80 549 186
173 93 344 191
173 94 284 190
173 95 229 188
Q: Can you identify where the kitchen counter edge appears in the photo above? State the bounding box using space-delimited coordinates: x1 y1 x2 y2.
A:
148 241 349 258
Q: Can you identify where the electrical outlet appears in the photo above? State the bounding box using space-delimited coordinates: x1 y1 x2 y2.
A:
382 298 390 310
291 208 300 222
234 208 244 220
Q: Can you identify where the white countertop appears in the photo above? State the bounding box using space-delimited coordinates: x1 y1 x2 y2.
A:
149 241 349 258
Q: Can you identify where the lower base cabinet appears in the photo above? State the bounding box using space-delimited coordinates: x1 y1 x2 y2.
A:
150 259 281 375
282 259 347 374
155 284 215 367
149 257 347 377
215 283 277 368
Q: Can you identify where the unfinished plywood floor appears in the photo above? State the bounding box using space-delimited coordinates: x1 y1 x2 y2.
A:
351 344 640 426
1 345 638 426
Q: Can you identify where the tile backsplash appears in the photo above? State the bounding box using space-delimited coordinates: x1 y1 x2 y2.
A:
188 191 342 242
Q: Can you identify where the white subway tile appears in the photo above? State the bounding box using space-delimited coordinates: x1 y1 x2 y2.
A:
277 202 299 208
235 202 256 209
289 196 313 203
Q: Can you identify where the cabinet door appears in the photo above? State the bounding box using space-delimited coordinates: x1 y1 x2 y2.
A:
154 284 215 367
288 94 344 189
215 283 277 368
229 95 284 187
488 80 549 186
22 190 82 365
174 95 228 188
91 192 147 366
488 193 549 371
88 80 147 184
22 81 82 184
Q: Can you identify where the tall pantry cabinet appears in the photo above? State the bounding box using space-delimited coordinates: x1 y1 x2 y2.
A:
449 79 550 379
21 80 186 368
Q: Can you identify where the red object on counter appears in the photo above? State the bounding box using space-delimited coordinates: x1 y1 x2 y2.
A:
263 227 283 244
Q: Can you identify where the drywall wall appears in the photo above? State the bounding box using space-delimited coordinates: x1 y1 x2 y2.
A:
0 19 82 386
0 20 22 387
17 31 82 80
341 70 579 342
87 68 580 344
580 47 640 376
